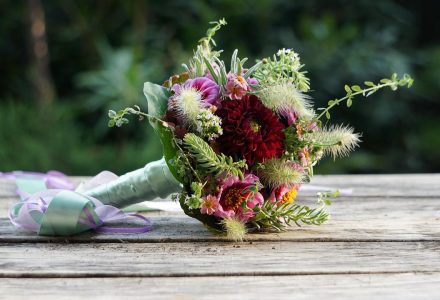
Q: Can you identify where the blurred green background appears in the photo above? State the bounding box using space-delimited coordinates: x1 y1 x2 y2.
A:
1 0 439 175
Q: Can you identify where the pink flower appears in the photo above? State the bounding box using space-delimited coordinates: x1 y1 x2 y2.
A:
170 76 221 108
299 147 311 167
279 107 297 125
225 73 249 100
246 77 259 88
307 121 318 131
200 195 219 215
268 184 300 205
214 174 263 221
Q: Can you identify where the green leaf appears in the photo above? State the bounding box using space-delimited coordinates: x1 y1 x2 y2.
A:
143 82 182 183
325 111 331 119
347 98 353 107
243 61 262 79
364 81 375 87
203 57 220 83
231 49 238 73
323 199 332 205
183 133 245 178
344 85 352 93
351 85 361 92
108 110 117 118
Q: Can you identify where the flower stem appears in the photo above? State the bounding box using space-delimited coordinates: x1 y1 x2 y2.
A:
316 82 394 120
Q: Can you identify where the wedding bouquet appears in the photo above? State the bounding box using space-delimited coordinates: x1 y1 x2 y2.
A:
106 19 413 240
6 19 412 239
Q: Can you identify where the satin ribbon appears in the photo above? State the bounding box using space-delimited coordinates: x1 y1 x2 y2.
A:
3 171 151 236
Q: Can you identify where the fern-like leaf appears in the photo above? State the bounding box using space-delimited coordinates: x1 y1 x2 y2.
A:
183 133 245 178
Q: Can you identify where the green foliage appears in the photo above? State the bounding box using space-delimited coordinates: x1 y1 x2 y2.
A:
183 133 246 178
198 18 227 47
254 49 310 92
143 82 183 183
317 73 414 120
185 182 204 209
317 190 340 206
253 200 330 231
108 105 145 127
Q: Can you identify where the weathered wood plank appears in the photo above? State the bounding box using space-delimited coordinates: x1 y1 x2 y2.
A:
1 273 440 300
1 242 439 277
1 196 439 242
1 174 440 198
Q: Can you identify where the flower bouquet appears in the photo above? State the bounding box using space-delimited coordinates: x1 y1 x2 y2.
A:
7 19 412 239
106 19 413 240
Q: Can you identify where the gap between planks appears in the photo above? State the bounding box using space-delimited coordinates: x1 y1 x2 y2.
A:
1 270 440 279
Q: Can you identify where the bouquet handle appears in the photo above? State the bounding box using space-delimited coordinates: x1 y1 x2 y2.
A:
84 158 182 208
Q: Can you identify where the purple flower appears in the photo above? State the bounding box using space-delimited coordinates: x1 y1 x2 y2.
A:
246 77 259 86
279 107 297 125
171 76 221 108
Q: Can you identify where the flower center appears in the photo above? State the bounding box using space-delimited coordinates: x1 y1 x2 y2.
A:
204 195 217 209
179 88 202 120
237 75 246 85
249 120 261 133
220 187 247 211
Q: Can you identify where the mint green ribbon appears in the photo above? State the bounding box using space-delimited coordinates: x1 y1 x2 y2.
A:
9 158 181 236
84 158 182 208
38 190 94 236
12 177 99 236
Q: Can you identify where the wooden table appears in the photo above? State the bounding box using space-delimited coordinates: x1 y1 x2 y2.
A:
1 174 440 299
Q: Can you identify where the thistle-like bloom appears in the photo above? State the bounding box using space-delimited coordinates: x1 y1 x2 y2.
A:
220 217 247 242
258 158 305 188
257 82 314 123
214 174 264 221
200 195 219 215
169 77 221 124
225 73 249 100
302 125 361 159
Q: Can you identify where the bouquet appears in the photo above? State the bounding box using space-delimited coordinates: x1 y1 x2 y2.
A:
106 19 413 240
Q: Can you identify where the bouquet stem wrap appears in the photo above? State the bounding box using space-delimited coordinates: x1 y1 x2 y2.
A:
5 158 182 236
84 158 181 208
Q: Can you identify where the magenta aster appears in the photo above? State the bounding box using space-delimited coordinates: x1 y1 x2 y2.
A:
213 174 263 221
217 94 285 166
170 76 221 109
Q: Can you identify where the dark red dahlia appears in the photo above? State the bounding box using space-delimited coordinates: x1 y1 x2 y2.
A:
216 94 285 166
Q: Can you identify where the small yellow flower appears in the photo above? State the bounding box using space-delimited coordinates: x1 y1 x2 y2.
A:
280 188 298 205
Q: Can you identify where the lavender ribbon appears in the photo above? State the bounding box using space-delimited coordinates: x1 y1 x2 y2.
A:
3 171 151 236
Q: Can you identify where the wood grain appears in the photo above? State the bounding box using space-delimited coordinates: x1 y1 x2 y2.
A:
2 273 440 300
1 241 440 277
1 196 439 242
1 174 439 299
